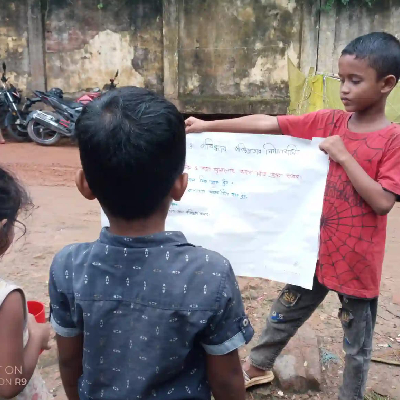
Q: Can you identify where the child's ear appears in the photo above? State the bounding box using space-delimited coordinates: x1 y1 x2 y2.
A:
75 169 96 200
170 173 188 201
0 219 13 255
381 74 397 94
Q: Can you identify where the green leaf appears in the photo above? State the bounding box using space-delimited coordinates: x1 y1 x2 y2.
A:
322 0 377 11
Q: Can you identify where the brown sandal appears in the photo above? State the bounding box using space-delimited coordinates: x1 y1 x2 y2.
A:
243 368 274 389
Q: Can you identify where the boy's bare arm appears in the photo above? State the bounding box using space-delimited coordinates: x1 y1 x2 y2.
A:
207 350 246 400
185 115 282 135
56 334 83 400
341 157 395 215
320 136 396 215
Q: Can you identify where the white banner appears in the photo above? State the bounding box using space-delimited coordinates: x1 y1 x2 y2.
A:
101 133 329 289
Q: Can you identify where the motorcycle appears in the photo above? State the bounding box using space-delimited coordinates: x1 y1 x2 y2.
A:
27 70 119 146
26 89 82 146
77 70 118 104
1 62 42 142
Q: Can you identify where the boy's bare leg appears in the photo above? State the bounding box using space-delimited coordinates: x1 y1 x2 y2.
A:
244 276 329 384
0 130 5 144
242 358 264 378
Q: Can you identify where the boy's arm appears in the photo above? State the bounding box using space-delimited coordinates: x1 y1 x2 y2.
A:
200 262 253 400
185 110 330 140
185 115 281 134
48 252 83 400
320 136 397 215
207 351 245 400
56 335 83 400
341 157 395 215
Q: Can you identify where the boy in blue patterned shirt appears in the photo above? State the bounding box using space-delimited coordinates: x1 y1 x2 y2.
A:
48 87 253 400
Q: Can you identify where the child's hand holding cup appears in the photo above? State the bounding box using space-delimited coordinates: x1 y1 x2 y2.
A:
27 301 51 354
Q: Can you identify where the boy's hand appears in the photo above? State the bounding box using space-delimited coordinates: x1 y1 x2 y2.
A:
185 117 208 133
319 135 351 164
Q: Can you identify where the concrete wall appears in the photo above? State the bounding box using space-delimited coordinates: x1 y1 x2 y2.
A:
0 1 30 91
165 0 319 114
175 0 311 114
1 0 398 114
45 0 163 93
318 0 400 75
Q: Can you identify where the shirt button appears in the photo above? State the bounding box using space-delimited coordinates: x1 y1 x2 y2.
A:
242 318 249 327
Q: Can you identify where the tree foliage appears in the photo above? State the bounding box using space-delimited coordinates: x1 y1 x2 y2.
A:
323 0 377 11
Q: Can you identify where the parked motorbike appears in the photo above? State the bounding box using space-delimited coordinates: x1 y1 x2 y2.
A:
27 89 82 145
77 70 118 104
1 62 42 142
27 70 119 146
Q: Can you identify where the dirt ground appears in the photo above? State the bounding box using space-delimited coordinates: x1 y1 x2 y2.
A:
0 142 399 400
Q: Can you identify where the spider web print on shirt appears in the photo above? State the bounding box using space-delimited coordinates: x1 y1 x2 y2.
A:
316 112 395 296
319 166 379 291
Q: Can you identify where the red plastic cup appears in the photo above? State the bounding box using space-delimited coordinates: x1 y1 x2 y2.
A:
27 301 46 323
27 301 46 354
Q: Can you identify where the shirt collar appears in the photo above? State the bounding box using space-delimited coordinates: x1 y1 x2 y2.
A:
98 228 188 248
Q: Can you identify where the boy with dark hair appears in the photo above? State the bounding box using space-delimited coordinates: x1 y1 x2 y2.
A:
186 32 400 399
48 86 253 400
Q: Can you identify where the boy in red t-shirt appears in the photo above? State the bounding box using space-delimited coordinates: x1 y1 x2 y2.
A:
185 32 400 399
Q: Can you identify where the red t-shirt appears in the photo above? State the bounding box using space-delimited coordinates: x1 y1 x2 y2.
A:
278 110 400 298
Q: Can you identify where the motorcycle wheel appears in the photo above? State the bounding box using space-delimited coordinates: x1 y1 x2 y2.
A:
27 114 61 146
5 112 31 142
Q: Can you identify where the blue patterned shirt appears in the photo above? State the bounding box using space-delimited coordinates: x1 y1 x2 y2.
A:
49 229 253 400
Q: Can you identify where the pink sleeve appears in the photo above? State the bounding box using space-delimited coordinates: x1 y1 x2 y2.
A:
277 110 335 140
377 134 400 197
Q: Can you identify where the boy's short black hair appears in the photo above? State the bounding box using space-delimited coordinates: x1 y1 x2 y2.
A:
74 86 186 220
342 32 400 82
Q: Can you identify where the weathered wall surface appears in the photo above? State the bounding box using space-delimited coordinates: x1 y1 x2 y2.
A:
318 0 400 75
0 1 30 91
176 0 305 114
1 0 399 114
45 0 163 93
1 0 315 114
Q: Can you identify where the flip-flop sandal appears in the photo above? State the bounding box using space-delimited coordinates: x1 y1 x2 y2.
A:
243 368 274 389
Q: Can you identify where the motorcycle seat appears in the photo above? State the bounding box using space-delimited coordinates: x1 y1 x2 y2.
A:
58 97 83 109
